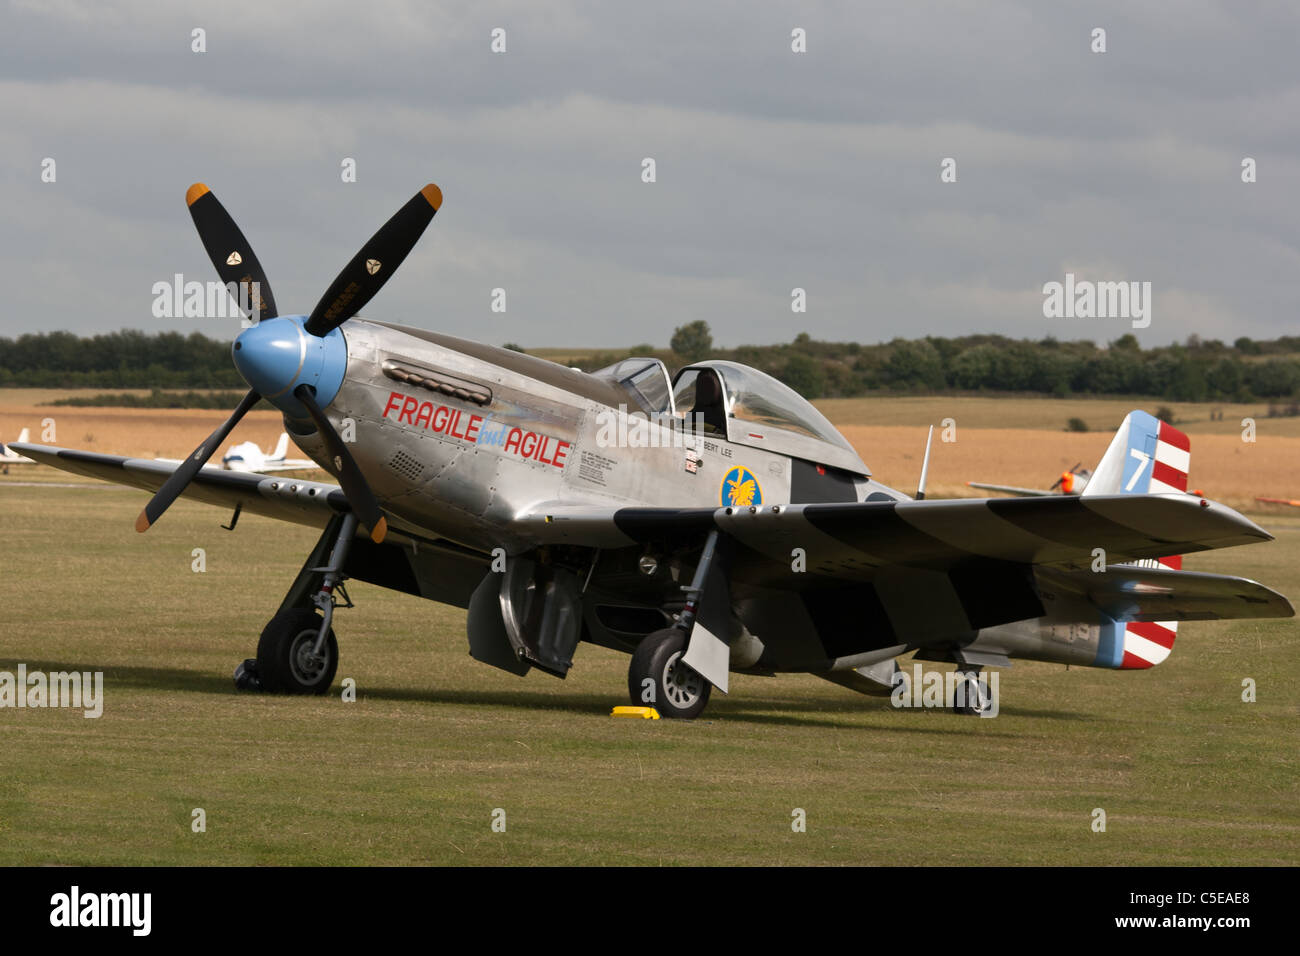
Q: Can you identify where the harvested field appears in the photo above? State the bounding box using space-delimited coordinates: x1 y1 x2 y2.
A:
3 391 1293 513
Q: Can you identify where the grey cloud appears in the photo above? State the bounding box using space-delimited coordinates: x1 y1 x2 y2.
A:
0 0 1296 350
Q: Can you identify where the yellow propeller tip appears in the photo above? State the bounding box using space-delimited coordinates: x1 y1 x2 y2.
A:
135 512 151 533
371 516 388 544
186 183 211 206
420 184 443 211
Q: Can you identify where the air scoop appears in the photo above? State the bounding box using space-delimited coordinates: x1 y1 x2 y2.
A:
232 315 347 419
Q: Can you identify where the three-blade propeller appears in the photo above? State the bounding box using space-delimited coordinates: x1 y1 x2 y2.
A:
136 182 444 543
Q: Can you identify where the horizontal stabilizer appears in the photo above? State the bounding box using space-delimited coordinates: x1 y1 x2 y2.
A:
1039 564 1294 623
966 481 1052 497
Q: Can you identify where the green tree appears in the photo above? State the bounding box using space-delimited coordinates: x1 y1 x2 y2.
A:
949 344 999 390
1246 360 1300 397
880 339 945 391
1206 358 1242 398
670 321 713 362
777 353 825 398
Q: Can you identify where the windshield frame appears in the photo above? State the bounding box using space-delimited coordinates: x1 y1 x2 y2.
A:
590 357 676 417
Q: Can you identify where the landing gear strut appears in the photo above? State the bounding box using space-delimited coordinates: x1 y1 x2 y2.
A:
625 530 724 719
234 512 357 694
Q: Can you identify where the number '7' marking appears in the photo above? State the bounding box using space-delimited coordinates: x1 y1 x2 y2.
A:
1125 448 1150 492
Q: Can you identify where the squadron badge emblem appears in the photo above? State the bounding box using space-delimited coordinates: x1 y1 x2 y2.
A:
720 466 761 507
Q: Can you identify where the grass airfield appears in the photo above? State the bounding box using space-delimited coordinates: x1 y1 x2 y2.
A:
1 480 1296 865
2 390 1299 865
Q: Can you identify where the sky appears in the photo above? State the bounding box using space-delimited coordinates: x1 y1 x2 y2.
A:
1 0 1297 350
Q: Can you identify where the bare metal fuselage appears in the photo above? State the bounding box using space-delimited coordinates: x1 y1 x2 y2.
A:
276 318 1183 685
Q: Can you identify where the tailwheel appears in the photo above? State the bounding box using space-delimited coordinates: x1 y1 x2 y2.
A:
953 667 992 716
256 608 338 695
628 627 712 719
233 658 261 691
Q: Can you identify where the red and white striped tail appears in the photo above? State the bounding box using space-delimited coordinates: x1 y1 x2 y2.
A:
1147 420 1190 495
1085 412 1191 669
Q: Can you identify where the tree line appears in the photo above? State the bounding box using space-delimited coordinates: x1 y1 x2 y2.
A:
3 325 1300 402
0 330 241 388
655 323 1300 402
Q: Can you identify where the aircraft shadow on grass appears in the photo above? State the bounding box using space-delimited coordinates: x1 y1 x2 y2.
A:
16 659 1088 731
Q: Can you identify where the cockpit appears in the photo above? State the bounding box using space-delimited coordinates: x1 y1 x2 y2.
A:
591 357 868 476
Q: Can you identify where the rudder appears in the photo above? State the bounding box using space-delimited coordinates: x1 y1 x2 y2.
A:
1085 410 1190 669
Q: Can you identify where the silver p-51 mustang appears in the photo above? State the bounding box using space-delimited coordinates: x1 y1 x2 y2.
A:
16 183 1294 717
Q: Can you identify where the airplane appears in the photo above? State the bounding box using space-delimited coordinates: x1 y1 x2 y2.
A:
159 432 318 473
968 463 1092 497
1 428 35 473
13 182 1294 719
223 432 318 473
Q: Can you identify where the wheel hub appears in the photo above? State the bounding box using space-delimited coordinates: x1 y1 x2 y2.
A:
663 651 704 708
289 629 328 684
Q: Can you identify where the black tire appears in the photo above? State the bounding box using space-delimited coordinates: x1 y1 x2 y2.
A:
256 608 338 695
628 627 712 719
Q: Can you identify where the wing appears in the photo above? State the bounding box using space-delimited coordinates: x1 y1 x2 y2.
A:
14 443 347 531
966 481 1052 497
524 494 1290 665
17 443 493 609
251 459 321 473
1 444 38 465
521 493 1274 579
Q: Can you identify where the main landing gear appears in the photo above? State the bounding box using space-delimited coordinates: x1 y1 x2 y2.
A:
628 628 712 720
234 512 356 695
625 529 724 720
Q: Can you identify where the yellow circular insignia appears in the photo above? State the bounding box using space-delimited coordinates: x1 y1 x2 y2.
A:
720 466 762 507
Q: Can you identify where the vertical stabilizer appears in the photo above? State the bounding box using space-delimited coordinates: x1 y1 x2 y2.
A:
1086 411 1191 669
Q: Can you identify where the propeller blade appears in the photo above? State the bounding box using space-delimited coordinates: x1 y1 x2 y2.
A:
304 184 442 337
186 183 278 323
136 388 261 532
294 384 388 543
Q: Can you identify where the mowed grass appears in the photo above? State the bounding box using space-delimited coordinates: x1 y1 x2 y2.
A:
0 486 1297 865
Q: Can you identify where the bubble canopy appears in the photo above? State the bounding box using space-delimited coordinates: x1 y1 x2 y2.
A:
672 361 869 476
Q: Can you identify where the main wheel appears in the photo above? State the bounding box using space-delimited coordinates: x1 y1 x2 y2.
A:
256 608 338 695
628 628 712 719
